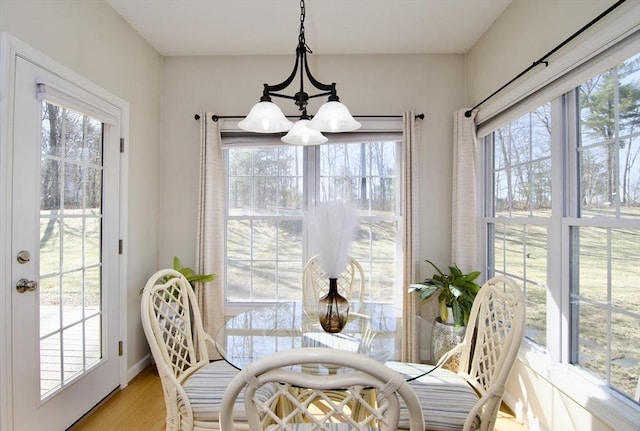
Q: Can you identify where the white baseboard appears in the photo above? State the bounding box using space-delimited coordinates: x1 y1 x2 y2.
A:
127 354 151 383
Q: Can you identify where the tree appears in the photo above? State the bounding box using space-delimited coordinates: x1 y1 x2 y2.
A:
579 55 640 208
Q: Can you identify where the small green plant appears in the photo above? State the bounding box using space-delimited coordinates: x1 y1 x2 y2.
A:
143 257 216 300
409 259 481 328
169 256 216 287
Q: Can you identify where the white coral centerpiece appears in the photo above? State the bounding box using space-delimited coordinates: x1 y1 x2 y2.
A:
308 202 360 277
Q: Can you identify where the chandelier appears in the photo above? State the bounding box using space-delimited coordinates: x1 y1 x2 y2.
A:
238 0 361 145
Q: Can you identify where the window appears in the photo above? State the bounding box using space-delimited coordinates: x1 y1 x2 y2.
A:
482 52 640 404
224 138 403 305
572 55 640 400
485 104 551 348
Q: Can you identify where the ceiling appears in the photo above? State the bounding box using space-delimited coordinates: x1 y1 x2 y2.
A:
106 0 512 56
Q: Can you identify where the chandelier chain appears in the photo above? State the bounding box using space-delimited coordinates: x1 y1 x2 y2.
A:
298 0 311 54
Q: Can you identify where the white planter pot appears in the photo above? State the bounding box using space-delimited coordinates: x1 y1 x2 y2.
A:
431 309 465 363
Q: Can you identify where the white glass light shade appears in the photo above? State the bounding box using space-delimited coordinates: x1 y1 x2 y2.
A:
307 101 361 133
238 101 293 133
281 119 328 145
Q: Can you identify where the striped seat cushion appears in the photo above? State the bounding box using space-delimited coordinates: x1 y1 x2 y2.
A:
266 425 379 431
179 360 245 422
181 360 276 423
385 362 480 431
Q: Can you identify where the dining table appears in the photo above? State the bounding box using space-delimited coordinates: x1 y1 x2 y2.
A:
214 301 436 380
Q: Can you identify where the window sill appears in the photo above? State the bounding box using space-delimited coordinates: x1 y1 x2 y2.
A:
516 343 640 431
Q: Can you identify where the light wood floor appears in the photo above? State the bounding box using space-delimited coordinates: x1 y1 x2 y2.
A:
69 364 529 431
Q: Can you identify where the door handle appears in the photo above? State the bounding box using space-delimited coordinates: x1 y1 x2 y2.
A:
16 278 38 293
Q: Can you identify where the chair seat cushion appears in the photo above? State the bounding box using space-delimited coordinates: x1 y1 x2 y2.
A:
181 360 276 424
386 362 480 431
179 360 245 423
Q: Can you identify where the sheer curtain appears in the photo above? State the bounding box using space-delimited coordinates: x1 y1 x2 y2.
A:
195 112 225 359
402 111 420 362
451 109 479 272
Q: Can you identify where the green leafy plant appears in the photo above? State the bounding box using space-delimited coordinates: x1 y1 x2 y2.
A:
169 256 216 287
409 259 481 328
143 257 216 300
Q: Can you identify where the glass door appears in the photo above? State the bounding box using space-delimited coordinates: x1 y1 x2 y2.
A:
11 56 121 431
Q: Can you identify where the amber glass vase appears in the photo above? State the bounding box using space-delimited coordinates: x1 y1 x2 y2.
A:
318 278 349 333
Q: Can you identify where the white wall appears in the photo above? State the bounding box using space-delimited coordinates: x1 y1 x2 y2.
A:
465 1 639 430
0 0 162 374
160 53 466 284
466 0 616 109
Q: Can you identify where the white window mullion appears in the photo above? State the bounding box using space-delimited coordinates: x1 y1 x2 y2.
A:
549 95 568 363
303 145 318 262
606 227 613 387
564 90 579 365
480 134 493 278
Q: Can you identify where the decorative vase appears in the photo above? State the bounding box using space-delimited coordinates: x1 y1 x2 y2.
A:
318 277 349 333
431 314 466 363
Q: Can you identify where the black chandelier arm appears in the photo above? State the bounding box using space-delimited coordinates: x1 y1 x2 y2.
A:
302 91 333 100
261 45 304 96
262 45 336 99
308 91 333 99
302 51 334 93
266 92 298 101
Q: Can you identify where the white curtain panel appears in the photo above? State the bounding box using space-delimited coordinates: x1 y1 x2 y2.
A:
196 112 225 359
402 111 420 363
451 109 479 273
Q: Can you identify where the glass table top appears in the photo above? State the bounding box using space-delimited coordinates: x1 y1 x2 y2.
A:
214 301 434 379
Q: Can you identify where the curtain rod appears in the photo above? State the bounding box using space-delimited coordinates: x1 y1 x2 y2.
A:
464 0 628 118
194 113 424 121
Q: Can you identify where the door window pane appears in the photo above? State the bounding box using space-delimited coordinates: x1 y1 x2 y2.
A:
39 102 104 399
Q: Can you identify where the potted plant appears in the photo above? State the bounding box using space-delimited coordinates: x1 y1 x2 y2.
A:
143 256 216 301
409 260 481 329
168 256 217 287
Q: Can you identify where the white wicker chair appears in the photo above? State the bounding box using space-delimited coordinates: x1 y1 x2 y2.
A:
219 347 425 431
141 269 275 430
303 255 365 305
389 276 526 431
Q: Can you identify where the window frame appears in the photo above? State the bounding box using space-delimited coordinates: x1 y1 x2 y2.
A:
480 60 640 429
221 127 405 308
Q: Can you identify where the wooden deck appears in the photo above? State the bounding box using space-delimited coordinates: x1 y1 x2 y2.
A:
40 305 102 398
